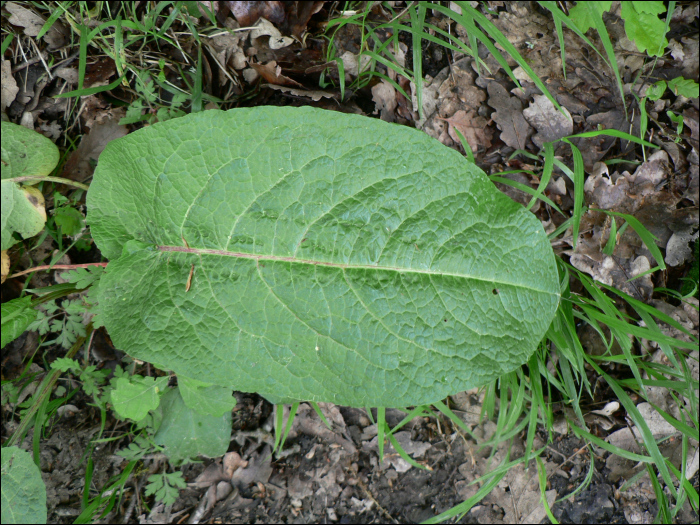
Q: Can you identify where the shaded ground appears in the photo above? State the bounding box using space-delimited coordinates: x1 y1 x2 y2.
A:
25 389 698 524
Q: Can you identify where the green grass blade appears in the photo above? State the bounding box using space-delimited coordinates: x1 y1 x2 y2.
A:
433 399 474 437
334 56 346 101
587 4 626 117
587 364 679 499
591 210 666 271
422 458 508 524
525 354 544 464
566 128 658 148
409 3 426 121
602 216 618 255
78 24 88 91
536 456 559 523
192 47 203 112
453 128 475 163
555 451 595 503
537 1 612 69
386 430 431 471
388 405 429 435
278 401 299 452
0 33 13 56
453 1 565 115
667 460 699 510
430 3 515 85
551 9 566 79
489 176 564 214
273 403 283 452
377 407 386 463
309 401 331 429
562 139 585 249
527 141 554 211
55 75 124 98
36 5 64 40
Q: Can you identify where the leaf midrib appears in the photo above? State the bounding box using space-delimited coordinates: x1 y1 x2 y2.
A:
157 245 558 295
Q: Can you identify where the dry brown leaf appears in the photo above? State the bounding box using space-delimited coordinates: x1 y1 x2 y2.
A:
439 110 492 151
1 251 9 284
228 1 286 27
371 79 397 122
61 114 128 182
250 61 303 87
264 83 336 102
5 2 65 49
1 59 19 110
522 94 573 148
487 81 533 150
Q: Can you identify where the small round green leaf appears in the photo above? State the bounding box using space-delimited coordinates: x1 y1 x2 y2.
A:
1 122 59 181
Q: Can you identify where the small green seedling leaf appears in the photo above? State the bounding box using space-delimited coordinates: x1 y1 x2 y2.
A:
54 206 85 236
1 296 38 348
153 387 232 466
178 375 236 417
667 111 684 136
567 1 612 33
111 375 169 421
667 77 699 98
145 471 187 507
646 80 667 101
1 446 47 524
620 1 668 57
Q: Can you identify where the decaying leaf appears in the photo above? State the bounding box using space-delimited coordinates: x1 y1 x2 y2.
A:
487 81 533 150
522 95 573 148
439 109 493 151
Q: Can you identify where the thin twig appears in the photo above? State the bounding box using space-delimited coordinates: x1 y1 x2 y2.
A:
11 50 49 73
10 176 90 190
355 476 397 523
8 262 108 280
387 1 417 24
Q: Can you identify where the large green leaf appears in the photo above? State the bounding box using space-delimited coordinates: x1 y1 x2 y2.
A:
1 446 47 524
87 107 559 408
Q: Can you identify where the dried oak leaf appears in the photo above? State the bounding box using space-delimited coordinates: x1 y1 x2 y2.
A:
522 95 573 148
372 79 397 122
487 81 533 150
439 110 492 151
6 2 66 49
228 1 285 27
250 61 303 87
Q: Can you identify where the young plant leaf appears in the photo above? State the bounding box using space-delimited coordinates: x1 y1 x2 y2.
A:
87 107 560 408
153 387 232 465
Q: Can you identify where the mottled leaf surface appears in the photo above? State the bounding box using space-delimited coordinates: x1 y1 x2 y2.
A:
88 107 559 407
1 446 47 524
